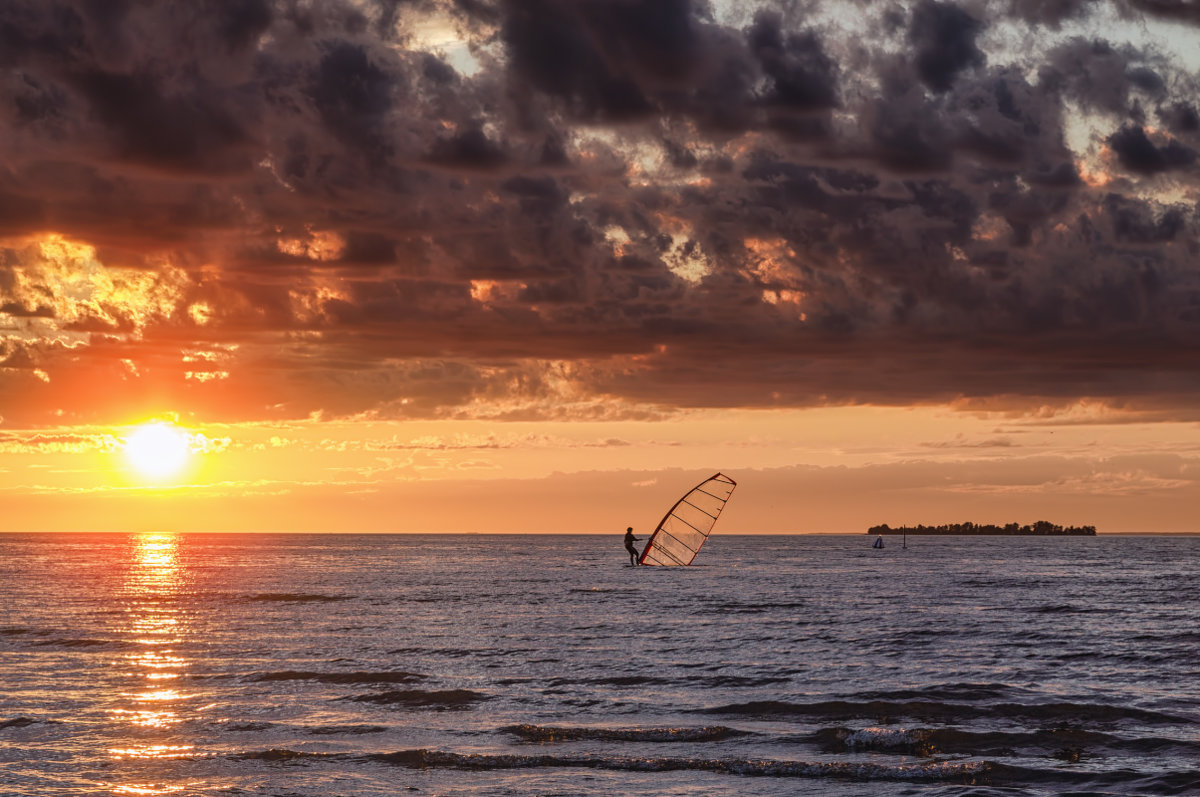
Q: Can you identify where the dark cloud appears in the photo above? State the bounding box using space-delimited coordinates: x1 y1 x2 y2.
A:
72 68 255 174
1004 0 1097 27
1125 66 1165 94
909 0 986 93
2 0 1200 426
311 41 395 140
427 124 508 170
1025 161 1083 188
867 83 955 172
1103 193 1188 243
500 0 683 120
1126 0 1200 23
1108 125 1197 174
1038 37 1169 117
1159 101 1200 135
748 11 838 111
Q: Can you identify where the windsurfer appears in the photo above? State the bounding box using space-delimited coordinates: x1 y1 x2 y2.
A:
624 527 641 565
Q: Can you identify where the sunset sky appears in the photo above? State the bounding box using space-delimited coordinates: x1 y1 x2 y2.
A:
3 0 1200 533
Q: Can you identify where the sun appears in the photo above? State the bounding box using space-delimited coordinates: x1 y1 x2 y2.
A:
124 423 192 481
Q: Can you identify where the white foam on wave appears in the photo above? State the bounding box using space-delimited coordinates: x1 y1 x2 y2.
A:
840 726 931 750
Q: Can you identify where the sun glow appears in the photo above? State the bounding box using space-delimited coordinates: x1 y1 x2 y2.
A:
123 423 191 481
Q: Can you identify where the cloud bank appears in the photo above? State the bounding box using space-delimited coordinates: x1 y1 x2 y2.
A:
2 0 1199 425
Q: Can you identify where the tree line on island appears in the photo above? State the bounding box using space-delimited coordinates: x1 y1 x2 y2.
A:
868 521 1097 536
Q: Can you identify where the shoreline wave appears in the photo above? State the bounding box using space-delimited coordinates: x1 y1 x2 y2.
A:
251 670 426 684
367 749 991 782
502 724 746 743
343 688 488 709
241 593 353 603
702 698 1190 725
810 724 1200 757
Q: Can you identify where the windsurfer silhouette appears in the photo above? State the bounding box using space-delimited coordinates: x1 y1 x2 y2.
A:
624 527 641 565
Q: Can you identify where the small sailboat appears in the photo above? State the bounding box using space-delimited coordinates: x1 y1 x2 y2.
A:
873 535 885 549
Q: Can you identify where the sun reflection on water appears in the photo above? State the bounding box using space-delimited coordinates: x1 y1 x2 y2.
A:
121 688 193 703
108 744 195 760
107 533 208 786
134 537 178 571
109 708 183 729
109 784 209 795
126 651 186 670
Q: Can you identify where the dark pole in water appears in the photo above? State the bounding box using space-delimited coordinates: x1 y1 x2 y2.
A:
903 530 906 549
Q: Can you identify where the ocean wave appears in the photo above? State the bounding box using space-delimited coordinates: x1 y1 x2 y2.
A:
1055 649 1189 666
957 700 1186 724
30 637 129 650
884 628 951 644
988 762 1200 792
223 721 277 732
386 646 509 659
344 688 488 709
230 749 343 761
1030 603 1113 614
242 593 352 602
1134 630 1200 644
550 675 674 687
308 724 388 735
368 749 991 782
543 673 788 689
0 717 39 730
251 670 426 685
854 682 1020 702
702 675 792 687
812 725 1114 757
0 627 38 636
502 724 745 743
702 698 1189 725
702 600 808 614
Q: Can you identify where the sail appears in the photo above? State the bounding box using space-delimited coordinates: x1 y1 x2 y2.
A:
639 472 737 566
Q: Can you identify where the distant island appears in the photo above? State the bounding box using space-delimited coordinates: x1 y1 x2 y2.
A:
868 521 1097 536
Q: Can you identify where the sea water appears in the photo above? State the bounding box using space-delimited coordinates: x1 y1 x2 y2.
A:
0 533 1197 796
